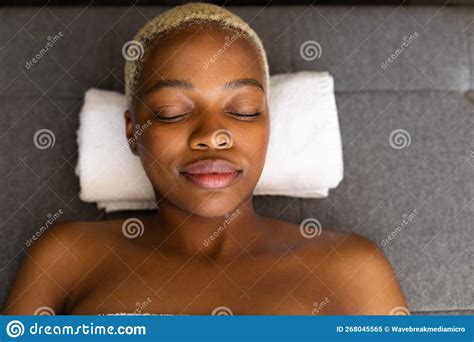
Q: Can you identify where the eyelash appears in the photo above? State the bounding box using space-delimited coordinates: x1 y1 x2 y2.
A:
227 111 262 120
152 111 262 122
152 112 191 122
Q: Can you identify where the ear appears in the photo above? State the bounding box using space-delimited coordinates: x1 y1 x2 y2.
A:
124 110 139 156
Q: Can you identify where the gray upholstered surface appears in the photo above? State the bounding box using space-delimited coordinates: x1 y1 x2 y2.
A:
0 5 473 314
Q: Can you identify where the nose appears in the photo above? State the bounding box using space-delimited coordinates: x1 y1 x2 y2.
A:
188 113 234 151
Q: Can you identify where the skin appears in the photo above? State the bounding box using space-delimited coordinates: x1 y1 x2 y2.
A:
2 24 408 315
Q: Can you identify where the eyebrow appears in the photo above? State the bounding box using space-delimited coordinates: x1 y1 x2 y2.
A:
145 78 265 95
222 78 265 92
145 79 194 95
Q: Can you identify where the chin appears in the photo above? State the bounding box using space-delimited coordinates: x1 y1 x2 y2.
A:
182 195 243 218
193 201 238 218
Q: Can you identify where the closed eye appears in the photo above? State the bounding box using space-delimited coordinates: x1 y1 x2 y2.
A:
227 111 262 119
152 111 262 122
152 112 191 122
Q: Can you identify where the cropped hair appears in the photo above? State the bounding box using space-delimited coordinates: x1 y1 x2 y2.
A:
123 2 270 108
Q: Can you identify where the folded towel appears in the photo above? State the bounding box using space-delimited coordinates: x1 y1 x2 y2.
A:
75 71 343 212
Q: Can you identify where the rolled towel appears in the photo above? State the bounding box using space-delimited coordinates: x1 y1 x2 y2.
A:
75 71 343 212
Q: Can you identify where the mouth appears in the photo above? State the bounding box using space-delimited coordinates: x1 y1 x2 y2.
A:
179 158 243 189
180 170 242 189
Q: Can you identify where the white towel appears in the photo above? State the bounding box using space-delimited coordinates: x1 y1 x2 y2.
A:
75 71 343 212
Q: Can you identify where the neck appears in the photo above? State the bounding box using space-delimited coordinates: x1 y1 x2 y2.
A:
147 194 265 260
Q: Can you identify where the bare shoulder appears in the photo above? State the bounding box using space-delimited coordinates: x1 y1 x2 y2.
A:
23 219 125 262
310 230 409 315
2 219 122 315
266 219 408 315
263 217 360 251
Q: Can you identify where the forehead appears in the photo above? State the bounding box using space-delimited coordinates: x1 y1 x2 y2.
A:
137 25 265 94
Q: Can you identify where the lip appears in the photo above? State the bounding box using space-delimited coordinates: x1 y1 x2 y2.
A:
179 159 243 189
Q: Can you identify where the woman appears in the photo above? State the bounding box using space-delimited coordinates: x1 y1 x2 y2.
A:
2 3 408 315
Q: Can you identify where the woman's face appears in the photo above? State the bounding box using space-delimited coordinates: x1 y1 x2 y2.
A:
125 25 269 217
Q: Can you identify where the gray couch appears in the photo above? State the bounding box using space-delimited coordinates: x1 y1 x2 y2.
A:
1 5 473 314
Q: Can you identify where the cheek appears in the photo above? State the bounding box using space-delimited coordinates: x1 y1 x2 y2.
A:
137 129 185 177
239 130 267 158
233 121 269 174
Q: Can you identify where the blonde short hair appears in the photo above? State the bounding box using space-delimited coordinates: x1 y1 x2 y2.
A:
123 2 270 108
